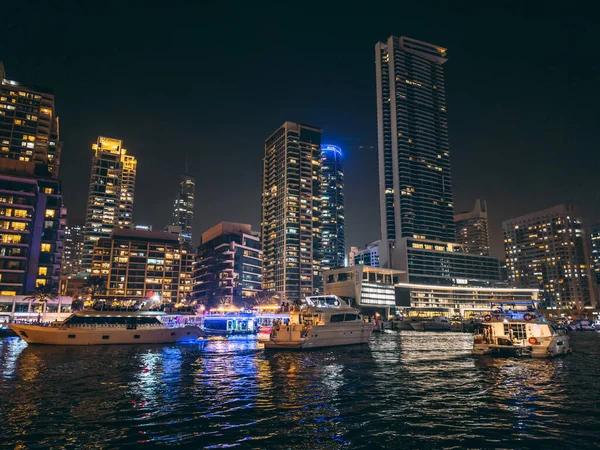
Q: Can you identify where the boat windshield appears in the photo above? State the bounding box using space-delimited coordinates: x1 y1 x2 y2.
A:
305 296 342 308
64 315 162 326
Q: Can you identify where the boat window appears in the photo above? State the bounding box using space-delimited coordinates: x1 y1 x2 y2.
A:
64 316 162 326
330 314 345 323
504 323 526 340
344 314 358 321
203 319 228 330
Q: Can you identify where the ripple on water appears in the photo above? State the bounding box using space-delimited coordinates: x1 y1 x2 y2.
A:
1 332 599 448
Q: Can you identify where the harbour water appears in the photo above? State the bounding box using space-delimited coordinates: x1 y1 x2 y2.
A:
1 332 599 449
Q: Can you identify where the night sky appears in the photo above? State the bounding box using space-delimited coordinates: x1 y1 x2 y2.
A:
1 4 597 258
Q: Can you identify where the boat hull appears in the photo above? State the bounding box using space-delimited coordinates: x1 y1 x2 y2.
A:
8 324 203 345
473 335 570 358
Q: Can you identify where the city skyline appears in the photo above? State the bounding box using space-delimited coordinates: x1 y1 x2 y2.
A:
0 7 597 260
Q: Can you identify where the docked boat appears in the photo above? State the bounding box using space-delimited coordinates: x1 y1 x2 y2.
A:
8 310 203 345
264 295 374 350
410 316 451 331
391 317 420 330
472 303 570 358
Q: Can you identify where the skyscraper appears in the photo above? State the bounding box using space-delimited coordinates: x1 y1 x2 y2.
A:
61 222 85 277
320 144 345 270
455 199 490 256
375 36 454 266
591 226 600 284
503 204 597 310
261 121 322 303
82 136 137 270
0 64 65 294
0 62 62 178
170 173 195 244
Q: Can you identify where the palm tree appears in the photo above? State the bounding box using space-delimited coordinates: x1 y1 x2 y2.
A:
85 276 106 305
254 290 278 306
24 286 55 323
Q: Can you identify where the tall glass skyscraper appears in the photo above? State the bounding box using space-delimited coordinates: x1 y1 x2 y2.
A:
82 136 137 271
375 36 454 266
261 121 322 303
320 144 345 270
170 173 195 244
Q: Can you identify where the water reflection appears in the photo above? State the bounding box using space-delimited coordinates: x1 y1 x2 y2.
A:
0 332 599 448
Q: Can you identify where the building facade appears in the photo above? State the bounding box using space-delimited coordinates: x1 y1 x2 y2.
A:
503 204 597 310
91 228 194 303
82 136 137 270
348 240 381 267
1 63 62 179
397 237 501 286
591 226 600 284
375 36 454 267
261 121 322 303
320 144 345 270
324 266 537 319
170 173 195 244
193 222 262 306
61 222 84 277
0 173 65 294
455 199 490 256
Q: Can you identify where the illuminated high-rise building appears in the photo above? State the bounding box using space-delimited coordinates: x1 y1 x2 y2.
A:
503 204 597 310
261 122 322 303
61 222 85 277
170 173 195 244
320 144 345 270
82 136 137 271
375 36 454 267
0 62 62 178
0 63 65 294
455 199 490 256
591 226 600 284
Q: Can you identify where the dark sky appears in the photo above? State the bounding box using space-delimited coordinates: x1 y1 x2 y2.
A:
1 4 598 258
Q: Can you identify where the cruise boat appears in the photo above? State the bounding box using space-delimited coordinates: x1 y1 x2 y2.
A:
264 295 374 350
8 310 203 345
472 302 570 358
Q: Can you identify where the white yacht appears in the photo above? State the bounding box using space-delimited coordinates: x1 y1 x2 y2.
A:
8 310 203 345
264 295 374 350
472 303 570 358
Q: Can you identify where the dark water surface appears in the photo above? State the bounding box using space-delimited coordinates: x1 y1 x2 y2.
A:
1 332 599 449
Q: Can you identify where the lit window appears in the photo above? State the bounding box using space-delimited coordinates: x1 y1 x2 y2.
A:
36 279 47 287
41 243 51 252
44 187 53 194
38 267 48 276
45 209 56 218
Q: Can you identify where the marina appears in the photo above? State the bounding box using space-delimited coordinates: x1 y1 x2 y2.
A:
1 330 599 448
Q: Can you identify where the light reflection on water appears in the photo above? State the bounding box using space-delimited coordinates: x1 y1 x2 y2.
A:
1 332 599 448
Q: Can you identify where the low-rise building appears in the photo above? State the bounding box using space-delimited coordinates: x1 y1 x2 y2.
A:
324 265 536 318
91 228 194 303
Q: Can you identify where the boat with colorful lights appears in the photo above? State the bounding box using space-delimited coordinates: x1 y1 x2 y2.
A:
472 302 570 357
8 310 203 345
264 295 374 350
